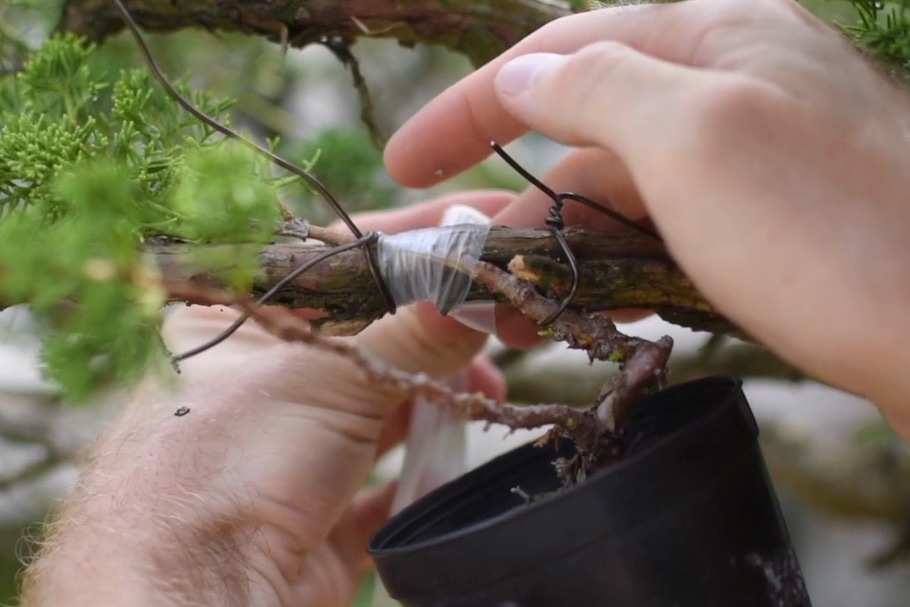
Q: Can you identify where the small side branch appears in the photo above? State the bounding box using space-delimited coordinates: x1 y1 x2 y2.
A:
593 336 673 433
473 259 673 448
473 259 651 362
323 38 386 148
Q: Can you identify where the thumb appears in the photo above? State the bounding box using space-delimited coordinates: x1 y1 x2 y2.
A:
354 304 488 381
494 43 703 162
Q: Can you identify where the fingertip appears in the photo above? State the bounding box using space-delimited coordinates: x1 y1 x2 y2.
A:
415 301 543 355
383 127 426 187
384 79 528 187
495 52 568 99
384 116 464 188
331 190 517 233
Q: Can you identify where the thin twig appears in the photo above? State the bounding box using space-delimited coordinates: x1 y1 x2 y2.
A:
307 224 357 245
473 258 674 445
473 259 650 362
247 304 600 433
594 336 673 433
323 38 387 149
163 279 600 436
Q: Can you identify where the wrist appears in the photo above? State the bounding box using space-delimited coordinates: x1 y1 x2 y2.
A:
21 431 281 606
21 474 274 606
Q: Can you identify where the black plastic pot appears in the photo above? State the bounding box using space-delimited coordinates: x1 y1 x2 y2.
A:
369 376 812 606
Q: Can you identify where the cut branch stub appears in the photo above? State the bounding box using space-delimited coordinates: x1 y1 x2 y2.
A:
150 227 736 336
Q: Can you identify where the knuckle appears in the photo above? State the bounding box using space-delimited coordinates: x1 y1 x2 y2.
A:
551 41 632 125
563 41 632 85
682 79 779 133
666 78 787 163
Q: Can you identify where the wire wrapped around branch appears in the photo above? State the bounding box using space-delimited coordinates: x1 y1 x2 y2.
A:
150 226 736 336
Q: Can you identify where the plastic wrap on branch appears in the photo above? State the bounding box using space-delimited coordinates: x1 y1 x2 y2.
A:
149 227 736 336
377 224 490 315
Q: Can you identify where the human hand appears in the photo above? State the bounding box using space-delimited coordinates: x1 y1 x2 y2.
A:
21 192 510 607
385 0 910 434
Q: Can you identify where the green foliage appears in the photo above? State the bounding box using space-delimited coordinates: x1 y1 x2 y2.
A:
0 34 291 398
0 163 163 398
564 0 590 11
171 146 282 244
843 1 910 68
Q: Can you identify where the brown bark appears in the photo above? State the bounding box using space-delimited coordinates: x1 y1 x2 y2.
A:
166 248 673 459
150 227 737 336
59 0 572 66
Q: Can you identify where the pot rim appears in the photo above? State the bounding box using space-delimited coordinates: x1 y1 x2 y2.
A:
371 376 754 557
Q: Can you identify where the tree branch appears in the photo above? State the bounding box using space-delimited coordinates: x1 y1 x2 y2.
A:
167 279 600 435
503 341 803 409
150 227 737 336
167 237 676 481
473 256 674 457
59 0 572 66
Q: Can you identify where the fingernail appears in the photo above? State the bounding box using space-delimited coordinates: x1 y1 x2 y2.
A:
496 53 565 96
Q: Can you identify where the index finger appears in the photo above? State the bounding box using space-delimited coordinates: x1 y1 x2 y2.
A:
331 190 515 234
384 2 700 187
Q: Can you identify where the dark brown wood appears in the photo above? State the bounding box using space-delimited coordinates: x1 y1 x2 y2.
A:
59 0 571 66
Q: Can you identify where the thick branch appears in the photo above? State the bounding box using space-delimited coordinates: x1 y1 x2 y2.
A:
473 258 653 362
59 0 572 66
150 227 736 336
